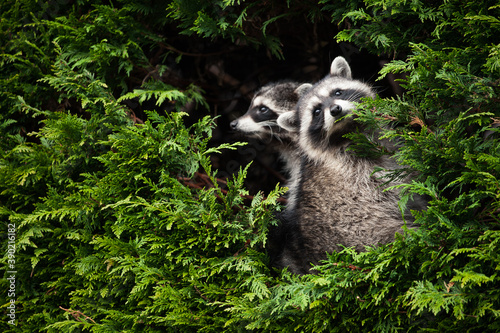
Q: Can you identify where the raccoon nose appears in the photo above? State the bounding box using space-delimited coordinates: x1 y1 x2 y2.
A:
330 104 342 117
230 120 238 130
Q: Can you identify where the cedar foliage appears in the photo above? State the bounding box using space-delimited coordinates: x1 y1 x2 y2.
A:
1 0 499 332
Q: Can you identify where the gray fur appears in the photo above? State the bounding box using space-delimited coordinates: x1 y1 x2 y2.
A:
230 81 312 207
273 57 425 274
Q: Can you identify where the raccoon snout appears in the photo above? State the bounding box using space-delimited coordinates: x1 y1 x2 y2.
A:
230 120 238 130
330 104 342 117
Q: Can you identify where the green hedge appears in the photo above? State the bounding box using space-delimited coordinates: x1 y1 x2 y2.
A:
1 0 499 332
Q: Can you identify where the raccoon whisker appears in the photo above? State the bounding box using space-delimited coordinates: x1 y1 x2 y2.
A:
262 122 275 131
274 134 284 144
262 120 278 128
346 92 365 103
265 124 276 142
260 122 280 144
269 124 285 143
252 132 264 140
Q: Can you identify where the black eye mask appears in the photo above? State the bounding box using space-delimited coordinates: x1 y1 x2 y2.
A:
307 104 325 145
251 105 279 123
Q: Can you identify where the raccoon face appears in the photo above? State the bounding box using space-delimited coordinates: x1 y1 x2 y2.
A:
303 82 372 146
279 57 375 156
229 96 281 136
230 81 311 139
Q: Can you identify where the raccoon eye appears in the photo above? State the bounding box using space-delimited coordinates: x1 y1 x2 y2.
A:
313 108 321 117
335 89 342 96
259 106 270 113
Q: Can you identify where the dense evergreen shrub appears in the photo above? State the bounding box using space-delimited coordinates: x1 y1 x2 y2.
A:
1 0 499 332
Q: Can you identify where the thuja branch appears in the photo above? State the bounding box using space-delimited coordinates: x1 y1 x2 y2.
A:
58 306 97 324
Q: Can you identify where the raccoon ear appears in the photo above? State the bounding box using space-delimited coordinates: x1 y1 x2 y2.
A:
330 56 352 79
277 111 299 132
294 83 313 98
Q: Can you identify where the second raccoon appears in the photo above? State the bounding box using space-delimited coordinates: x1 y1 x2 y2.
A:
230 81 311 204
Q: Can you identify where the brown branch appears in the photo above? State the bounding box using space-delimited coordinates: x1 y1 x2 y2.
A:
234 239 251 257
256 158 287 184
59 306 97 324
177 171 288 210
193 285 211 303
409 116 430 131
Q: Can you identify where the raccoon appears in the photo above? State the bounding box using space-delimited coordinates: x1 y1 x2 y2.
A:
230 81 305 140
230 81 312 206
274 57 423 274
